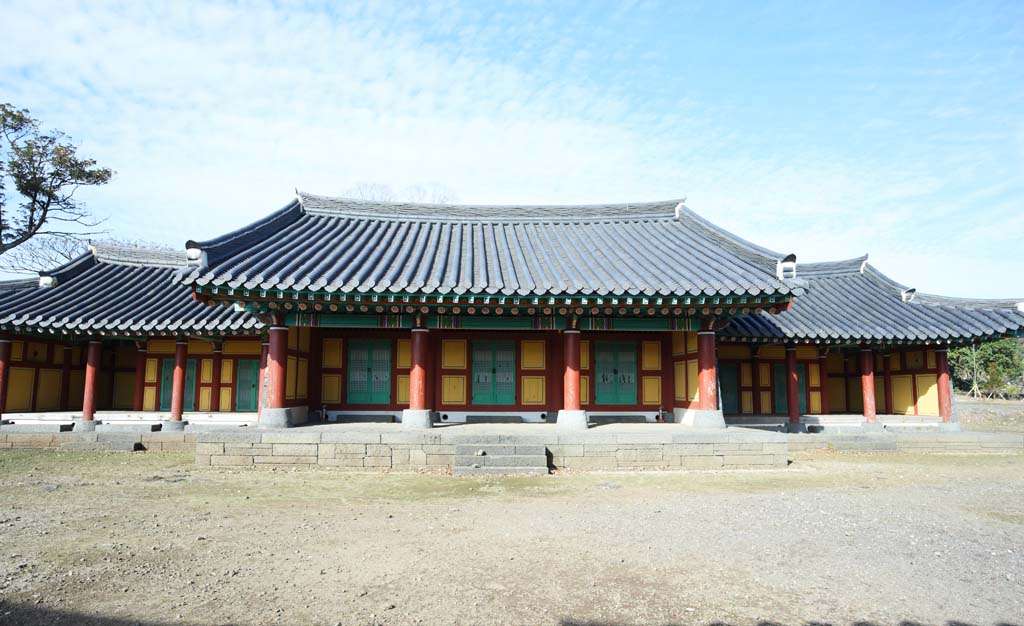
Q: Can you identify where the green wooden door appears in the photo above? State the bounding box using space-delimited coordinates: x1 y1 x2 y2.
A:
594 341 637 405
347 339 392 404
719 363 739 414
471 340 515 405
772 363 807 415
235 360 259 412
159 358 197 411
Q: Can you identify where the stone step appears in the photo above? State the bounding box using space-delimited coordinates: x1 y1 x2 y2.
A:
454 466 549 476
454 444 546 456
454 454 548 468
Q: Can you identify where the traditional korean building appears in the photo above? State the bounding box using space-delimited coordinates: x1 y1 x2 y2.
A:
0 244 263 429
173 192 1023 431
1 194 1022 432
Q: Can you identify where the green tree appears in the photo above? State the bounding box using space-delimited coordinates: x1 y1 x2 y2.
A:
0 103 112 256
950 338 1024 398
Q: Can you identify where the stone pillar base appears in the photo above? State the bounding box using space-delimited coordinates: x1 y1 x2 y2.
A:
861 421 884 433
785 422 807 433
401 409 434 429
556 410 589 430
160 420 187 431
938 422 961 432
258 408 291 429
673 408 726 428
73 419 98 432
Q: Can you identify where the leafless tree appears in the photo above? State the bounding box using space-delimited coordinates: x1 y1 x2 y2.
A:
0 234 174 274
344 182 458 204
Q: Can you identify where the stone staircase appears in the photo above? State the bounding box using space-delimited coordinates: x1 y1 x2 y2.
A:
453 444 549 476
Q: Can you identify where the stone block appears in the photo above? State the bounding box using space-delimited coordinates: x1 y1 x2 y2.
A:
422 444 455 455
318 457 365 467
615 448 662 462
666 443 715 456
261 432 321 444
272 443 318 456
254 455 316 464
365 444 392 457
722 454 776 466
228 444 270 456
563 456 616 470
157 442 195 452
196 442 225 455
320 432 382 444
391 448 410 465
408 449 427 466
364 456 392 467
197 431 262 444
548 444 583 457
195 455 211 466
380 432 443 445
425 454 452 466
680 455 725 469
211 455 254 466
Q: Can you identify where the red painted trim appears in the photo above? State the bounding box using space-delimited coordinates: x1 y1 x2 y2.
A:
936 349 952 422
697 331 717 410
82 341 102 420
169 340 187 420
785 347 800 422
0 340 10 418
266 327 287 409
562 330 580 411
860 349 877 422
409 329 428 410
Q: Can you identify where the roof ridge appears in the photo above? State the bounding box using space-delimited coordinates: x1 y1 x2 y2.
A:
295 190 683 222
798 255 870 277
90 243 185 268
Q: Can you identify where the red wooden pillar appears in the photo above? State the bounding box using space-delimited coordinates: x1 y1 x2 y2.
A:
211 347 223 412
59 346 73 410
169 339 188 420
266 326 288 410
562 330 581 411
818 351 830 415
860 348 877 423
257 340 269 415
785 346 800 423
936 348 953 423
81 340 102 421
0 339 11 419
409 328 429 411
696 330 718 410
132 345 147 411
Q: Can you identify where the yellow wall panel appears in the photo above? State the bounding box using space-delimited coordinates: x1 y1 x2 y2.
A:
759 345 785 360
396 339 411 369
891 375 914 415
580 340 590 370
222 340 261 355
6 367 35 411
759 391 772 414
10 341 24 361
796 346 818 360
287 327 299 350
35 369 62 411
740 363 752 387
759 363 772 388
296 358 308 399
926 350 936 370
641 376 661 405
686 360 698 401
147 339 176 354
641 341 662 371
200 359 213 384
671 332 686 356
521 340 546 370
298 327 311 353
673 361 686 401
112 371 134 409
188 339 214 355
521 375 546 405
285 355 297 400
686 332 698 354
397 374 410 404
915 374 939 416
143 387 157 411
581 375 589 404
322 338 343 369
144 358 158 383
441 375 466 404
874 378 887 413
905 350 925 370
828 378 847 413
199 387 212 412
889 353 901 372
718 345 750 360
809 391 822 414
321 374 342 404
441 340 466 369
847 378 863 413
741 390 754 414
221 361 234 384
219 388 232 412
808 363 820 387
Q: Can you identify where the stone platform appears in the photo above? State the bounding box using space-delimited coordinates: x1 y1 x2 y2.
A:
194 423 790 471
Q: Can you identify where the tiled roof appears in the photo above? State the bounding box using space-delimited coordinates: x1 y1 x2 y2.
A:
0 244 262 336
179 192 802 299
724 256 1024 343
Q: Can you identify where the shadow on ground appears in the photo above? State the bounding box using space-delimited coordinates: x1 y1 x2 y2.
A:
561 621 1022 626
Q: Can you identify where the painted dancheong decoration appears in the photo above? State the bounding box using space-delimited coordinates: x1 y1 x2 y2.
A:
0 192 1021 432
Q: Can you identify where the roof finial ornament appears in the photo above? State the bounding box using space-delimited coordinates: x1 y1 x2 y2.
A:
674 199 687 220
901 288 916 303
776 254 797 280
859 255 869 274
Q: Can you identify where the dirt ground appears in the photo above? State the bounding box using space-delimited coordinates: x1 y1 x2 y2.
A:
1 448 1022 626
958 395 1024 433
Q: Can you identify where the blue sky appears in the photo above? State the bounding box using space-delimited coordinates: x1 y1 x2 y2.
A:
1 0 1021 297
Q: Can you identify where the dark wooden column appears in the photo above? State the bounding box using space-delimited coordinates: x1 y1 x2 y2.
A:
81 340 102 421
266 327 288 410
169 339 187 420
936 348 953 423
696 330 718 410
59 346 73 410
211 346 223 412
409 328 429 410
818 350 830 415
860 348 877 423
0 339 11 419
132 344 147 411
562 330 581 411
785 346 800 424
